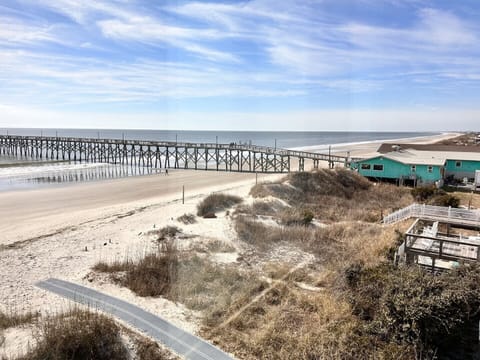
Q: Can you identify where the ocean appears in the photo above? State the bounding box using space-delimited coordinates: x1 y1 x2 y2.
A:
0 128 438 191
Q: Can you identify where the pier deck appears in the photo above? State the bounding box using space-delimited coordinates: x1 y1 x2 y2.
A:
0 135 355 173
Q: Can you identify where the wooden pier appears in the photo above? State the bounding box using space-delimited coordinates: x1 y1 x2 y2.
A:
0 135 353 173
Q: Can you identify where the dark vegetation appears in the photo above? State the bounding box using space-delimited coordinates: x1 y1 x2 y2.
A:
135 338 172 360
18 309 128 360
197 193 242 217
176 213 196 224
0 311 38 330
156 226 181 241
93 241 178 297
412 185 460 207
344 262 480 359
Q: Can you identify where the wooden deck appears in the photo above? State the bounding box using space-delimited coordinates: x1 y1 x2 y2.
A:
401 218 480 271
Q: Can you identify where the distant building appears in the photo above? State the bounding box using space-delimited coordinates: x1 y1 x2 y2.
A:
352 144 480 186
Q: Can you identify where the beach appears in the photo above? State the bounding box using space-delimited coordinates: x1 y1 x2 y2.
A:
0 132 460 357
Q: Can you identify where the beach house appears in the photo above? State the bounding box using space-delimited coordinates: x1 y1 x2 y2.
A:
353 144 480 186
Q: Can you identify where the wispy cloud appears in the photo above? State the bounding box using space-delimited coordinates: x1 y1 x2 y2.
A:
1 0 480 130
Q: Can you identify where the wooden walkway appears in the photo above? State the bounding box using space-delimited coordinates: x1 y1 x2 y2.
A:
0 135 355 173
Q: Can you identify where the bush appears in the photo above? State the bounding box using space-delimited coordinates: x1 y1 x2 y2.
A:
279 208 314 226
411 185 437 201
197 193 242 216
157 226 181 241
430 194 460 208
18 309 128 360
135 338 171 360
177 213 196 224
94 241 178 297
346 263 480 357
0 311 38 330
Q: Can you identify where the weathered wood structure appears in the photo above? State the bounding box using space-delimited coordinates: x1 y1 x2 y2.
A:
396 218 480 272
0 135 352 173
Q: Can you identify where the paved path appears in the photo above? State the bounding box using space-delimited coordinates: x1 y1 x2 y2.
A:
36 278 234 360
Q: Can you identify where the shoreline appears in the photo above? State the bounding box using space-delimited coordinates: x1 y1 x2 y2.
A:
290 132 461 152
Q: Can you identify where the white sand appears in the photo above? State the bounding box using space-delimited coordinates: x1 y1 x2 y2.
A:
0 132 461 357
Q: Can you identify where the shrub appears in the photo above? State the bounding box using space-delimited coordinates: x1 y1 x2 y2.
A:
94 241 178 297
430 194 460 208
177 213 196 224
411 185 437 201
0 311 38 330
157 226 181 241
346 263 480 357
135 338 171 360
18 309 128 360
197 193 242 216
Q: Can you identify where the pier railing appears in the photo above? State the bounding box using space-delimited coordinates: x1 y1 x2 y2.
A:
0 135 355 173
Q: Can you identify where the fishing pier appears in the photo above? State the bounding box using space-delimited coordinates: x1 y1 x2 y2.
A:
0 135 353 173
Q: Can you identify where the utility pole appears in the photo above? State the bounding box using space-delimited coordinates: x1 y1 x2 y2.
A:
275 138 277 150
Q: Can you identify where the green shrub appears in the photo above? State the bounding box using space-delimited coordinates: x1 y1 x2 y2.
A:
346 263 480 357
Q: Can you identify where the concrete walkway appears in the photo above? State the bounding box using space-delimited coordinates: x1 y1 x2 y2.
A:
36 278 234 360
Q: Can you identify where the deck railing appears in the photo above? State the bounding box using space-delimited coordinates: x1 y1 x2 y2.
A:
383 203 480 225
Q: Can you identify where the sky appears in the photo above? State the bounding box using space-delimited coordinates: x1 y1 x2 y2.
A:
1 0 480 131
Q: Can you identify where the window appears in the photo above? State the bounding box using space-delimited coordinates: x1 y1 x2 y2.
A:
427 166 433 173
373 164 383 171
361 163 371 170
411 165 416 172
455 161 462 168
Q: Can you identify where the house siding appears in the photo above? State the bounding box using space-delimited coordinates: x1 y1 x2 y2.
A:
445 159 480 179
354 156 443 184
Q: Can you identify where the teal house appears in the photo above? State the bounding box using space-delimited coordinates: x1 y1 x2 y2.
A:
353 145 480 186
352 150 445 186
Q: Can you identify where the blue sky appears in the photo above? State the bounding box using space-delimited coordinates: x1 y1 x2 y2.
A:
1 0 480 131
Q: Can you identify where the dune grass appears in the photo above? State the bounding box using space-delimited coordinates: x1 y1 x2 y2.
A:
17 309 128 360
250 169 412 222
197 193 242 217
94 241 178 297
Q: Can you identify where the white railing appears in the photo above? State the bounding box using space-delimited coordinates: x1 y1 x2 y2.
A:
382 203 480 225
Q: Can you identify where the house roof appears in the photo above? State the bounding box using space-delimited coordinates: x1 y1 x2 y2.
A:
377 143 480 153
360 150 447 166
